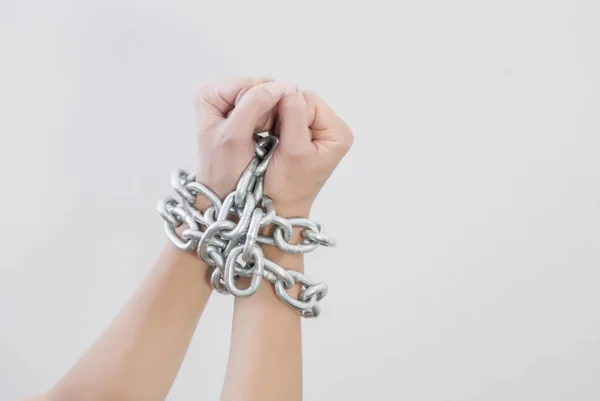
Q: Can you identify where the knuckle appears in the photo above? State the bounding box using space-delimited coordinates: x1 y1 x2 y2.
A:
302 90 319 101
343 138 354 152
235 85 273 115
250 85 275 105
302 90 320 110
330 122 354 153
194 82 210 99
280 94 305 111
344 124 354 144
193 82 215 108
341 128 354 151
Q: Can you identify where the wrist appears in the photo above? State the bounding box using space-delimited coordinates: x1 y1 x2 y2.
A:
270 201 312 219
194 196 214 213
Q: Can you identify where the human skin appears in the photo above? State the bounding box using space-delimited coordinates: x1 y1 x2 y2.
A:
219 89 353 401
22 77 353 401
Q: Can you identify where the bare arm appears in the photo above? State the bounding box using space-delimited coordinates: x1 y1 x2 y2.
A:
48 244 212 401
25 77 297 401
221 234 306 401
220 90 354 401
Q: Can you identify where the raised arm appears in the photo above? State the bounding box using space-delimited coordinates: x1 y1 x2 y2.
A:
47 243 211 401
31 77 296 401
220 90 354 401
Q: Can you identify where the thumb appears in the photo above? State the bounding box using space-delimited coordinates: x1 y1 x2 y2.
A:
226 82 297 134
277 92 313 154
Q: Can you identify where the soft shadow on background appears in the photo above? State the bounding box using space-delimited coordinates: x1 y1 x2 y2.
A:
1 1 599 400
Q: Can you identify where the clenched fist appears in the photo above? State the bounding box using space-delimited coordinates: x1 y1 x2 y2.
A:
264 91 354 217
193 77 296 199
193 77 353 216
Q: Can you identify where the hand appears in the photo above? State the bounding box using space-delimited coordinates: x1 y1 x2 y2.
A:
264 91 354 217
193 77 297 201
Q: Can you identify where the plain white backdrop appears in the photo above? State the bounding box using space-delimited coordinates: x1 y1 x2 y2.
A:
1 0 599 400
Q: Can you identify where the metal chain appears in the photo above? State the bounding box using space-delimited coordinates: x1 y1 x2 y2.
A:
157 134 335 318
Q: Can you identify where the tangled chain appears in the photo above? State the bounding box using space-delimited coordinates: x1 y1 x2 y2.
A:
157 134 335 318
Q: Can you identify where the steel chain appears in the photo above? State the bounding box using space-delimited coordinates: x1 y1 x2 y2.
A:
157 134 335 318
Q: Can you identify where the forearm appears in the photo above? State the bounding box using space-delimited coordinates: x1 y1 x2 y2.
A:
220 231 305 401
48 244 212 401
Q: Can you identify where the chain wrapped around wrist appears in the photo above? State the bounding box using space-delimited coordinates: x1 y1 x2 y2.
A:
157 134 335 318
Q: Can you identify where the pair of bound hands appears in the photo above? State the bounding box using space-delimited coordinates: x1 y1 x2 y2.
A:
193 77 353 219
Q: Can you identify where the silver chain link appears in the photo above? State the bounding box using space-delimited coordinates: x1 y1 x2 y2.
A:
157 134 335 318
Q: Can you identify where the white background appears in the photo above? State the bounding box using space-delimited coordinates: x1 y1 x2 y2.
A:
1 1 599 400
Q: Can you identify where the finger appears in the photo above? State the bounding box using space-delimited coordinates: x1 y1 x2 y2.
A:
303 90 352 143
304 90 337 133
277 92 313 154
194 77 272 121
226 82 297 134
